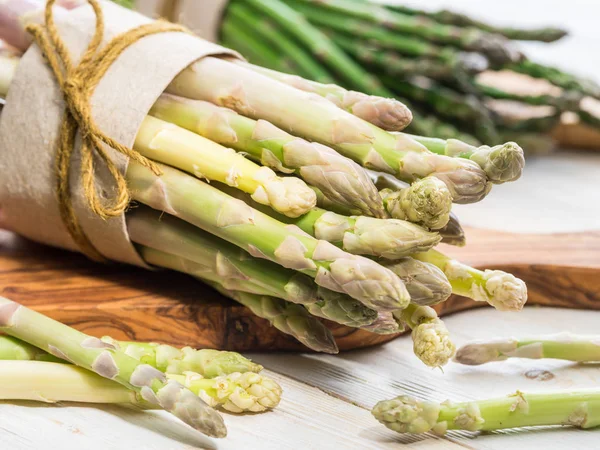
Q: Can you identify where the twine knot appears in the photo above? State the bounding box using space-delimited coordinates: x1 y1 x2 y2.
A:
25 0 188 262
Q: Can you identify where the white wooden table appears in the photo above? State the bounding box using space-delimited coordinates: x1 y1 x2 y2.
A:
2 1 600 449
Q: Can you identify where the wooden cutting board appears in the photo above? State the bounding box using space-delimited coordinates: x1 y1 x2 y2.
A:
0 228 598 352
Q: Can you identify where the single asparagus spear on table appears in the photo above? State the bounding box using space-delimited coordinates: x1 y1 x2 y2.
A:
126 161 410 312
216 183 442 260
386 4 567 43
0 297 227 437
167 57 492 204
413 249 527 311
372 390 600 434
149 93 386 218
282 0 520 63
0 360 281 413
456 333 600 365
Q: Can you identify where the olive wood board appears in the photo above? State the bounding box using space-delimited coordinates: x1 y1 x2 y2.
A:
0 228 598 352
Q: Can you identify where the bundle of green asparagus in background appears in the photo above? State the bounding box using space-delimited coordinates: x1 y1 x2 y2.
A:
0 0 528 374
216 0 600 153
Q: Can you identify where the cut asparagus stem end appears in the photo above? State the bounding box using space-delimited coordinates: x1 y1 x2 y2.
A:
381 176 452 230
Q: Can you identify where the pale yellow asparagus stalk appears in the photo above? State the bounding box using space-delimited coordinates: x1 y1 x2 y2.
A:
0 361 281 414
150 94 385 218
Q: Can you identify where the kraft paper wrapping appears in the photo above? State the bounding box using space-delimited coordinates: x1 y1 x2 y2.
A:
135 0 231 42
0 1 238 267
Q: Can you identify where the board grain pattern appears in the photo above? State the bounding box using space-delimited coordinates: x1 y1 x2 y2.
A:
0 228 598 352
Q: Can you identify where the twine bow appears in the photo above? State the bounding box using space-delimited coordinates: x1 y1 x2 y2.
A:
25 0 188 262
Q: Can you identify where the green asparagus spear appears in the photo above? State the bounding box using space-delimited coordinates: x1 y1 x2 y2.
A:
0 333 262 378
129 207 377 328
331 32 488 80
383 259 452 307
393 304 456 367
403 134 525 184
385 4 567 42
224 1 334 83
284 0 519 63
243 0 389 96
379 177 452 230
372 390 600 434
240 62 413 132
383 75 500 143
127 161 409 311
367 172 452 230
0 297 226 437
218 183 442 260
437 212 466 247
413 249 527 311
455 333 600 365
220 13 299 75
359 312 403 335
140 243 377 330
0 361 281 413
168 58 491 204
135 115 315 218
149 93 385 218
508 60 600 99
210 283 340 354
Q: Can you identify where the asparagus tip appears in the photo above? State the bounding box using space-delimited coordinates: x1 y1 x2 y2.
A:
372 395 441 434
454 338 518 365
412 320 456 368
470 141 525 184
476 270 528 312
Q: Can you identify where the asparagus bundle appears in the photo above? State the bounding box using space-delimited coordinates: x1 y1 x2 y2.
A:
0 1 528 376
217 0 600 151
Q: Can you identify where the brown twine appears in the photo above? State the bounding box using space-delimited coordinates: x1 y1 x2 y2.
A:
25 0 189 262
